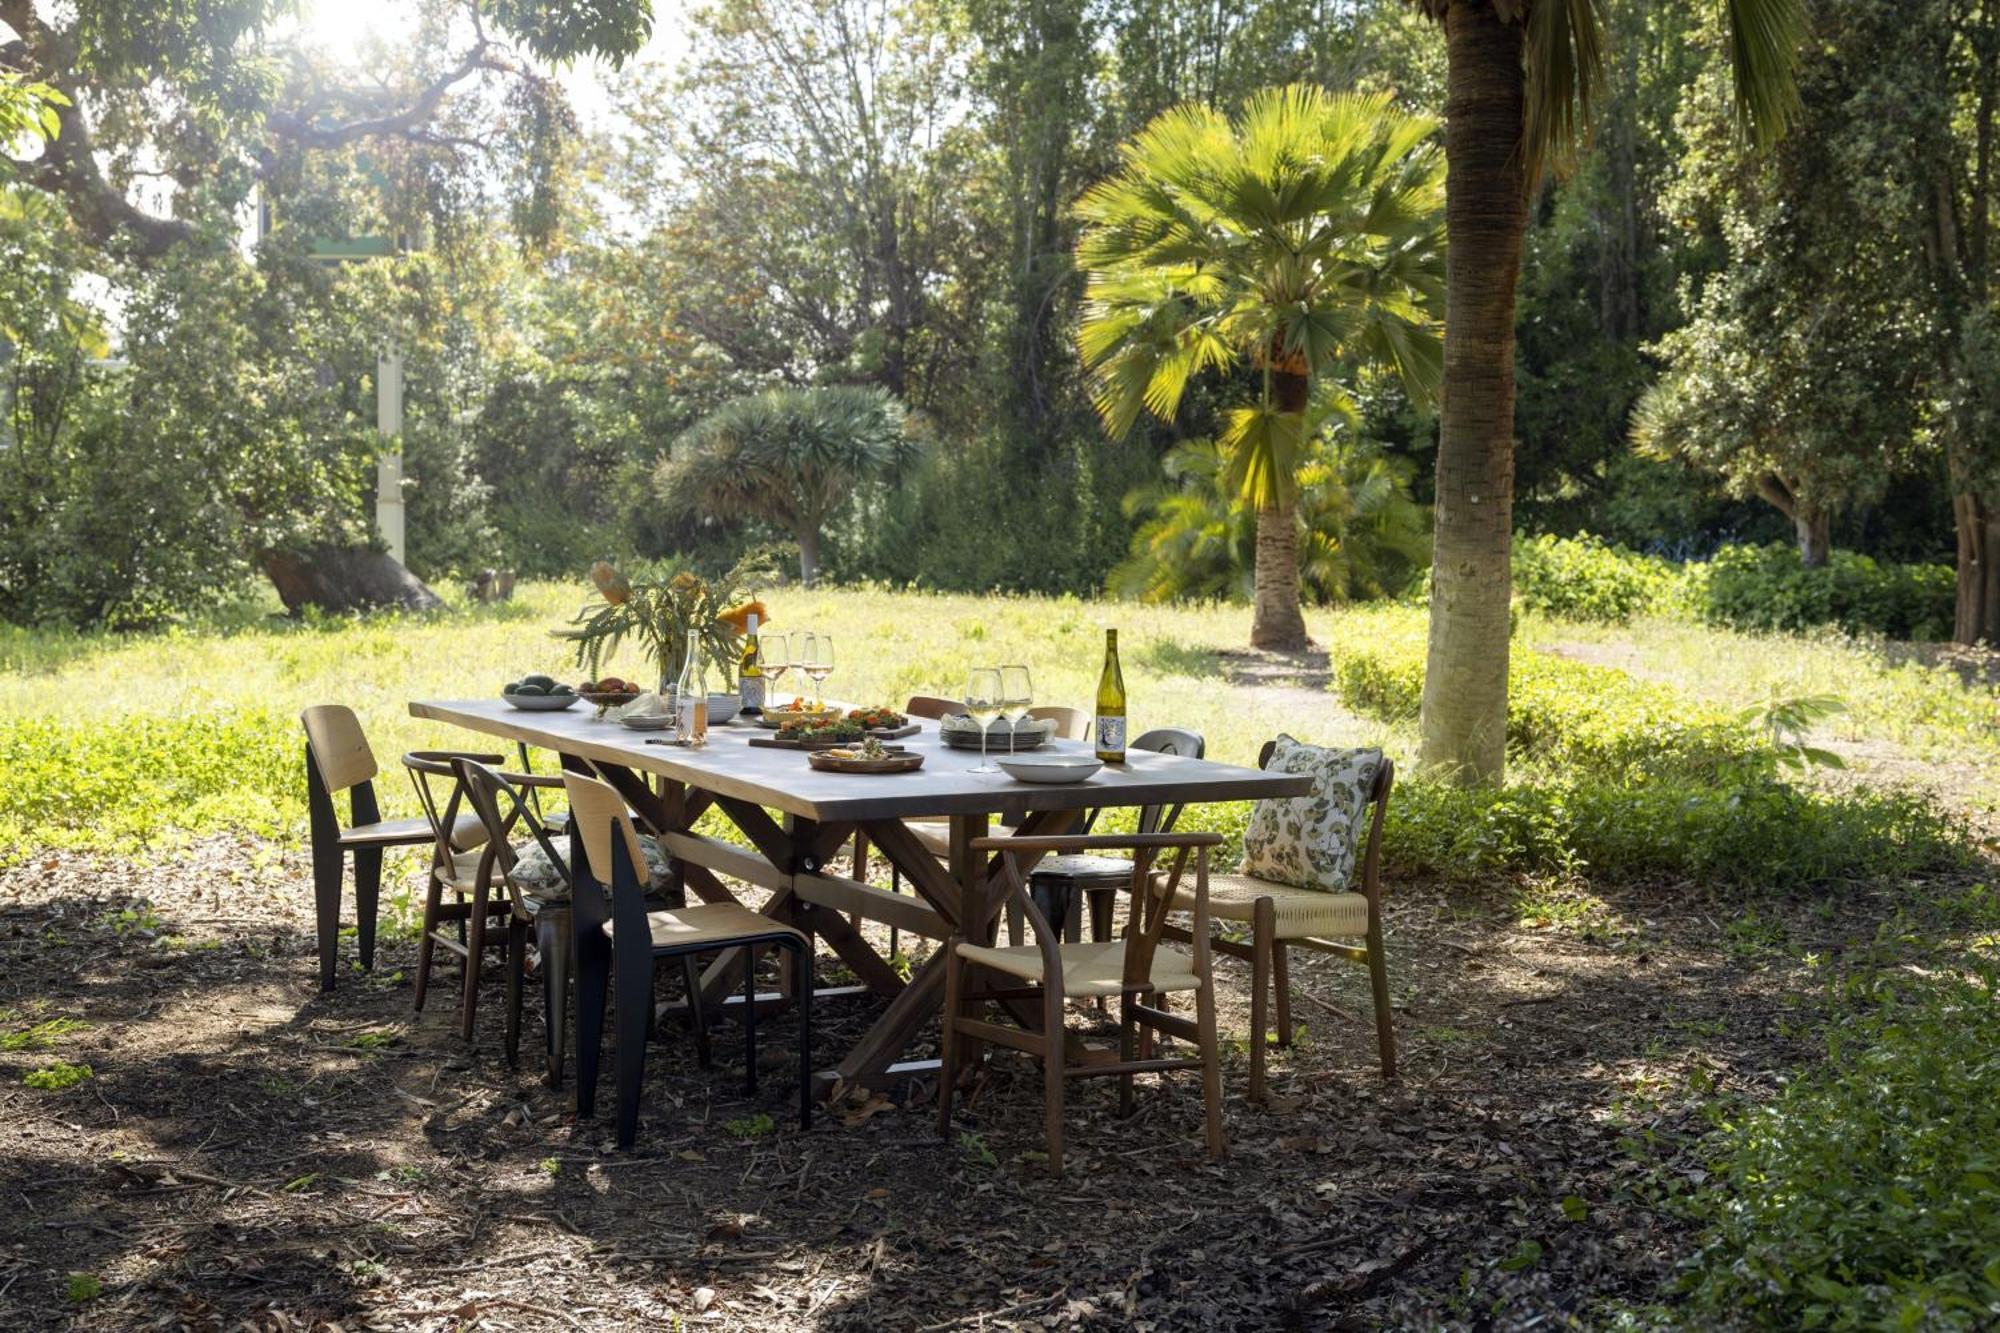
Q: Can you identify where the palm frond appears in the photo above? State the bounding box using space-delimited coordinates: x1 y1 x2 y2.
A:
1726 0 1806 147
1522 0 1608 186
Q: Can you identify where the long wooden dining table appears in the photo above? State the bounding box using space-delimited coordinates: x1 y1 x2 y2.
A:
408 697 1309 1097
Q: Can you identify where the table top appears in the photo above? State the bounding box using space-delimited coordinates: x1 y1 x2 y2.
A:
408 698 1309 823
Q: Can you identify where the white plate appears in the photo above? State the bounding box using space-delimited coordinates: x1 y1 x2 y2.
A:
997 754 1102 785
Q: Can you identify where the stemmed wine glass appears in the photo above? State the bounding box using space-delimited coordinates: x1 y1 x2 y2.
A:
965 667 1004 775
999 664 1033 752
760 629 790 705
789 633 814 710
805 633 835 709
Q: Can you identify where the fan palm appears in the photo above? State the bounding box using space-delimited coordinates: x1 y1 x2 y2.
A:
1075 84 1446 651
657 385 915 587
1411 0 1804 783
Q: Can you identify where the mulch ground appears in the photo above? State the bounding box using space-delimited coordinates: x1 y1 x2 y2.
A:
0 837 1907 1330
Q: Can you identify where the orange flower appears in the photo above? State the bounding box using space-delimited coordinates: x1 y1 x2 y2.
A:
589 561 631 605
718 599 769 636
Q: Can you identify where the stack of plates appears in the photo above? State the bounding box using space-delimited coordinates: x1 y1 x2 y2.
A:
937 715 1053 752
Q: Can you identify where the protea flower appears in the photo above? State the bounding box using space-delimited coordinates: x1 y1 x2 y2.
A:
589 561 631 605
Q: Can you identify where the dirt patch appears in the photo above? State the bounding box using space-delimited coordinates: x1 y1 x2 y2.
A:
0 836 1908 1330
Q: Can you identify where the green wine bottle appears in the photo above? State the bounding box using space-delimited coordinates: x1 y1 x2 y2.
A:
1094 628 1126 762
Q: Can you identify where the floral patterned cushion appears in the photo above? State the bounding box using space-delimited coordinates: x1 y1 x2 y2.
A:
1240 737 1382 893
511 833 671 901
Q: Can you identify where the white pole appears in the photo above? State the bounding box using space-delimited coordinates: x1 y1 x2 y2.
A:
376 342 405 565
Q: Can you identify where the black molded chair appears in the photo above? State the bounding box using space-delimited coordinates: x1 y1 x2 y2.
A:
564 772 814 1149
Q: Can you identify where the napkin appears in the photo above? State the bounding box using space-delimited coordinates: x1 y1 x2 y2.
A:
612 691 671 721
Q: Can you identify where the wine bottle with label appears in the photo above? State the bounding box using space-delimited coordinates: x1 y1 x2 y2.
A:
1094 628 1126 762
738 611 765 715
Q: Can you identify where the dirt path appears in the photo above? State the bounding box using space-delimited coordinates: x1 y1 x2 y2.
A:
0 834 1909 1330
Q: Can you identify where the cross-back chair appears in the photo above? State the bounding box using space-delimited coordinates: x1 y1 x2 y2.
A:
940 830 1226 1177
1159 744 1397 1101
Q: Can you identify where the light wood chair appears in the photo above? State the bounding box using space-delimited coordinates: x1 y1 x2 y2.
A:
1028 704 1089 741
301 705 486 991
1160 745 1397 1101
564 772 814 1148
939 831 1226 1177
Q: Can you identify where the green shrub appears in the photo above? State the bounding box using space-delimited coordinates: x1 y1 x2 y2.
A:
0 709 296 859
1333 641 1763 782
1512 532 1683 623
1385 775 1968 889
1681 967 2000 1327
1694 543 1956 641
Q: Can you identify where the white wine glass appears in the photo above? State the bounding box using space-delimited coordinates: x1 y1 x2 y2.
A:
789 633 814 711
999 664 1032 752
760 629 790 703
965 667 1004 775
806 633 835 709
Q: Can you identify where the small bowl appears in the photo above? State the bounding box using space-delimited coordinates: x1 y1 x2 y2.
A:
997 753 1103 785
705 693 741 725
504 693 580 712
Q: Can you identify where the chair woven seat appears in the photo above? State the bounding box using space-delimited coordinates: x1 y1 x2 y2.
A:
1158 871 1370 940
603 901 807 950
954 937 1203 999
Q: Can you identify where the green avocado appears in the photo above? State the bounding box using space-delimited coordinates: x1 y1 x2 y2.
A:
550 683 576 697
514 683 549 697
502 681 520 695
521 673 558 690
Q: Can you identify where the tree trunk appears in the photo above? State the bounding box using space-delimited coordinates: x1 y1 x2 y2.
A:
796 525 821 588
1794 505 1831 569
1249 364 1313 652
1418 0 1527 785
1250 495 1310 650
261 545 444 616
1954 489 2000 644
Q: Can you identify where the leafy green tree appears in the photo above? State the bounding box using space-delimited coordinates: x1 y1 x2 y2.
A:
657 386 917 586
1075 83 1445 650
1112 429 1429 604
1407 0 1804 783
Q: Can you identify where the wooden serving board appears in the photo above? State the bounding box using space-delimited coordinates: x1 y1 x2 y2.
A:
749 726 918 752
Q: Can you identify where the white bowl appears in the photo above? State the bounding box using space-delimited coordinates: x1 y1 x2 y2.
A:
997 753 1103 785
705 693 741 725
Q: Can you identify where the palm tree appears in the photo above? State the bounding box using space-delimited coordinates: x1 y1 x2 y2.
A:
1075 84 1446 651
658 385 915 586
1411 0 1804 783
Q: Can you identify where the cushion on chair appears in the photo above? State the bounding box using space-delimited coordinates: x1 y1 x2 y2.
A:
521 831 672 901
1158 871 1370 939
1240 737 1381 893
953 938 1203 998
1029 853 1139 887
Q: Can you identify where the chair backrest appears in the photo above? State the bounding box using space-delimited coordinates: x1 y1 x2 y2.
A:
453 758 574 913
904 694 959 721
1255 740 1396 898
301 705 376 794
1131 727 1206 836
560 770 651 886
1030 704 1089 741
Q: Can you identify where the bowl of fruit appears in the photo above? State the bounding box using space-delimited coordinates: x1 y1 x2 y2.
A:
578 676 644 710
501 675 580 710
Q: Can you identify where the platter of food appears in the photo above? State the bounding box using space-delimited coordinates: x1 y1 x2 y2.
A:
806 736 924 774
750 706 918 750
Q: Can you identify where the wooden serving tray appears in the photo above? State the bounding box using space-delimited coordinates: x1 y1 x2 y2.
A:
750 727 917 751
806 749 925 774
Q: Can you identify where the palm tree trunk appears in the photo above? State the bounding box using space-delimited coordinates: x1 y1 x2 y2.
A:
796 525 821 588
1250 365 1312 651
1250 494 1309 650
1417 0 1527 785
